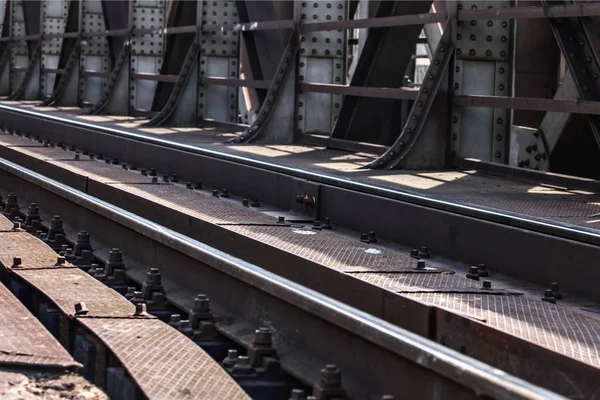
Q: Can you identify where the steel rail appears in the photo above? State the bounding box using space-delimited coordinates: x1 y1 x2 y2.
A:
0 104 599 249
0 156 565 400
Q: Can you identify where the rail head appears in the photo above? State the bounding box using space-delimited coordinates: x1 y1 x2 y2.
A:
0 156 566 400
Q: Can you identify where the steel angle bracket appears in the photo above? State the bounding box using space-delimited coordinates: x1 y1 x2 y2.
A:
366 25 453 170
142 40 201 128
84 40 132 116
7 41 42 101
41 39 81 107
544 0 600 148
228 24 300 144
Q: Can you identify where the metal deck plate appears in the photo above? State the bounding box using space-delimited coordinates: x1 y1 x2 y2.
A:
0 282 78 368
53 159 154 183
349 272 518 294
227 225 453 273
8 145 80 160
79 318 250 400
0 133 41 147
112 183 282 225
0 215 12 231
13 268 137 317
0 232 60 267
406 292 600 368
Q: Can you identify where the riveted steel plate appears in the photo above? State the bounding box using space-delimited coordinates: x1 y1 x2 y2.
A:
79 318 250 400
13 268 137 318
349 272 519 294
227 225 453 273
0 215 12 232
407 292 600 367
0 282 78 368
112 183 282 225
0 232 61 268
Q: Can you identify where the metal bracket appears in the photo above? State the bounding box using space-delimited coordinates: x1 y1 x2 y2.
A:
366 25 454 169
229 24 299 144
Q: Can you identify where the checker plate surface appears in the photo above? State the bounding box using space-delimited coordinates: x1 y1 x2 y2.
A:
350 272 518 294
227 225 452 273
112 183 281 225
14 268 137 317
0 133 40 147
53 159 152 183
0 282 78 368
79 318 250 400
406 293 600 367
0 215 12 231
9 145 79 160
0 232 59 267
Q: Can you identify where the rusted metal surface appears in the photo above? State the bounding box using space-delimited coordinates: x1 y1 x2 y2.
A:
0 232 61 268
79 318 250 400
226 225 453 273
13 268 137 318
0 215 12 232
111 183 283 225
407 292 600 368
0 282 78 368
350 272 520 294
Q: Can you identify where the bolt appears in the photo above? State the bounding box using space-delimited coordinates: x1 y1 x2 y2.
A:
55 256 66 266
477 264 489 277
94 268 107 281
171 174 179 183
146 267 162 285
194 294 210 313
289 389 307 400
141 169 148 176
149 167 156 176
416 260 426 270
88 264 99 276
122 163 128 169
125 286 135 300
74 301 89 316
220 189 230 198
320 364 342 389
195 182 203 190
12 257 22 268
232 356 253 375
253 327 272 347
312 220 322 230
133 303 150 316
360 233 369 243
222 349 239 368
212 190 219 197
418 246 430 258
12 222 21 231
551 282 563 299
482 280 492 290
169 314 182 328
112 157 119 165
410 249 419 258
242 199 249 207
186 182 193 189
466 266 479 280
74 154 80 160
162 175 170 182
322 217 332 229
277 216 285 223
179 320 193 336
368 231 377 243
542 289 556 304
250 199 260 207
151 177 158 184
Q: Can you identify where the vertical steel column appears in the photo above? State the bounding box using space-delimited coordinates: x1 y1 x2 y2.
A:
129 0 167 115
198 1 239 125
8 0 41 100
0 0 9 96
79 0 109 107
40 0 69 99
297 0 347 136
450 0 514 164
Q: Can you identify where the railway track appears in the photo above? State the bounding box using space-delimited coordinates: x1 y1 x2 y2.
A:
0 157 563 400
0 105 600 398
